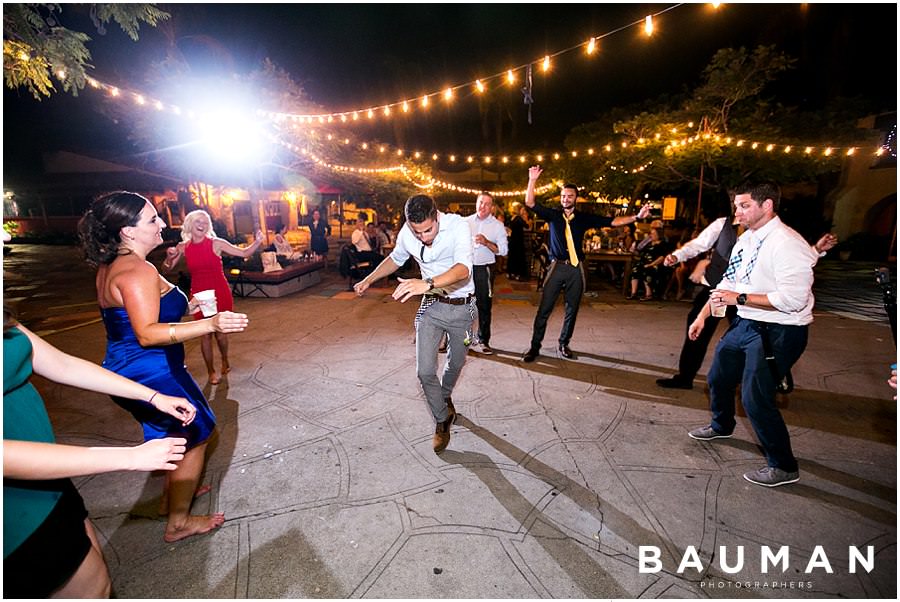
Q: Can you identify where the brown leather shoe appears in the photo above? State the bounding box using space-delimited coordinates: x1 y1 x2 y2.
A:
433 418 452 454
445 397 457 424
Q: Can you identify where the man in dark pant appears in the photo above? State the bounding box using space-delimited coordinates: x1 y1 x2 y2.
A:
466 192 508 355
658 215 835 390
521 165 650 362
687 181 824 487
657 215 738 389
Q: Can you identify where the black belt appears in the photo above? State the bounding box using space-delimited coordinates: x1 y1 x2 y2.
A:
553 258 581 266
433 294 473 305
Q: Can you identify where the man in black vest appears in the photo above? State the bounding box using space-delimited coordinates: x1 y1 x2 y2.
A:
658 214 837 390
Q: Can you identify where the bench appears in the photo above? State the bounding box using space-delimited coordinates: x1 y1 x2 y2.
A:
226 259 325 298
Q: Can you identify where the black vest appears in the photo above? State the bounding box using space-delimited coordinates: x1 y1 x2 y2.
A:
705 220 738 287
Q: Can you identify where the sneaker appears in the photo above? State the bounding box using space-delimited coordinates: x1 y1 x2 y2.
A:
656 376 693 390
687 425 732 440
479 343 494 355
743 466 799 487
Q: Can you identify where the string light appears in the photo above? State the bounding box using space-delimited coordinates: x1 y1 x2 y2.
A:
260 4 688 124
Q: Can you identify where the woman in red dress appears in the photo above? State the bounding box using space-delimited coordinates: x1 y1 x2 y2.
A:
164 210 263 384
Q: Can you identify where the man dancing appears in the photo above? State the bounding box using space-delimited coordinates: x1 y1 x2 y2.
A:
354 195 474 454
522 165 650 362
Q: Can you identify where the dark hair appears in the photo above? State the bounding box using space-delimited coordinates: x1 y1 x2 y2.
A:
404 195 437 224
731 181 781 213
3 305 17 332
477 191 493 201
561 183 579 195
78 191 149 267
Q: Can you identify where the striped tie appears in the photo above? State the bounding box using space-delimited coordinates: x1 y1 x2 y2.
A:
722 248 743 282
740 238 764 284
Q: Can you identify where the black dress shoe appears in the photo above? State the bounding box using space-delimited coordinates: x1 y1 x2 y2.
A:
522 348 540 362
656 376 693 390
557 344 574 359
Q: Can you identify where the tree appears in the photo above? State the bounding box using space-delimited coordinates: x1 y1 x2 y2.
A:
3 3 169 99
562 45 872 220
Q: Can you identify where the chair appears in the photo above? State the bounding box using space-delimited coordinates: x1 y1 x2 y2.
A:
339 244 374 289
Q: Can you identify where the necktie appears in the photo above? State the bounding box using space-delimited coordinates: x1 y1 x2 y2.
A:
722 248 743 282
563 213 579 267
740 238 764 284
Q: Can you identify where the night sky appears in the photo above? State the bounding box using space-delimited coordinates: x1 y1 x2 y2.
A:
3 3 897 179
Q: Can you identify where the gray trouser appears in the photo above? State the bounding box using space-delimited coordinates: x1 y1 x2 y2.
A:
415 301 470 422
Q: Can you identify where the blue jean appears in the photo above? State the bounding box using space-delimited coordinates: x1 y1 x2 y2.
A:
707 317 808 472
415 301 471 422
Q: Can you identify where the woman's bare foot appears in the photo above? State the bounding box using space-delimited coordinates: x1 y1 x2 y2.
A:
209 371 220 385
221 361 231 375
158 484 212 516
163 513 225 543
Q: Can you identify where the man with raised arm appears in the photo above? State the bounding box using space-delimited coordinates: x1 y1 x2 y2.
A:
521 165 650 362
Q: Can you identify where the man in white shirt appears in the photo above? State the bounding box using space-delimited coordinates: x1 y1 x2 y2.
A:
465 192 508 355
659 212 836 390
686 182 820 487
354 195 474 454
351 217 382 264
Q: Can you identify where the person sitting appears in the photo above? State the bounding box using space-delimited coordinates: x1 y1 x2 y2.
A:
350 218 383 265
273 225 302 260
627 227 672 300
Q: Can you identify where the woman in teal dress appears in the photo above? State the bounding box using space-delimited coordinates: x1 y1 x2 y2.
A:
79 191 250 543
3 312 191 598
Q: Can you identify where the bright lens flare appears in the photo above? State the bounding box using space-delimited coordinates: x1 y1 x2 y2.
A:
195 111 265 163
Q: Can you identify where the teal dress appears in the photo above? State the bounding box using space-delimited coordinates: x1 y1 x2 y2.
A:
3 327 66 558
100 287 216 449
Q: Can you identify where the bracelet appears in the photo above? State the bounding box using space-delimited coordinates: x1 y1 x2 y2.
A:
168 323 177 344
147 391 159 406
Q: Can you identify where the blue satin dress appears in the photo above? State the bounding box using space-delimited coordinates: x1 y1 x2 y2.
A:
100 287 216 449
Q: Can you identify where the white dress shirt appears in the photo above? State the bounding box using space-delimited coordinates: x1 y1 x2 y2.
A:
390 212 475 298
351 228 373 252
466 213 509 265
673 217 727 264
716 216 819 325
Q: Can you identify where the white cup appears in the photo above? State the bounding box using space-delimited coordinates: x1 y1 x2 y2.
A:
194 289 218 317
709 296 727 318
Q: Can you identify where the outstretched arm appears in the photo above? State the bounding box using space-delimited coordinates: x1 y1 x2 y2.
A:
214 230 264 258
20 323 197 425
161 242 185 272
4 438 188 479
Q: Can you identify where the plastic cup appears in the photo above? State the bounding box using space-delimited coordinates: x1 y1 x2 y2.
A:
709 296 726 318
194 289 218 317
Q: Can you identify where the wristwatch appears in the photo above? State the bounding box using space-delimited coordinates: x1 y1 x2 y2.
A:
425 277 435 291
737 293 748 306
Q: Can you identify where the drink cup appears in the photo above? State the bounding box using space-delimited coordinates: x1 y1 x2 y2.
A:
709 296 727 318
194 289 218 317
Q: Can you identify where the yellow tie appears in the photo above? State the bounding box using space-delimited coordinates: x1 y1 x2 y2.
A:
563 213 579 267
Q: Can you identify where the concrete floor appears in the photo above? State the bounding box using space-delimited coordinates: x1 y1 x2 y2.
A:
5 245 897 598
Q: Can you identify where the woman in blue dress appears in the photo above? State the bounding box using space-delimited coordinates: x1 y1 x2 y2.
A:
79 191 250 543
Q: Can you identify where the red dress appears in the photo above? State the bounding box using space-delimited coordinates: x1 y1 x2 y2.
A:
184 237 234 320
